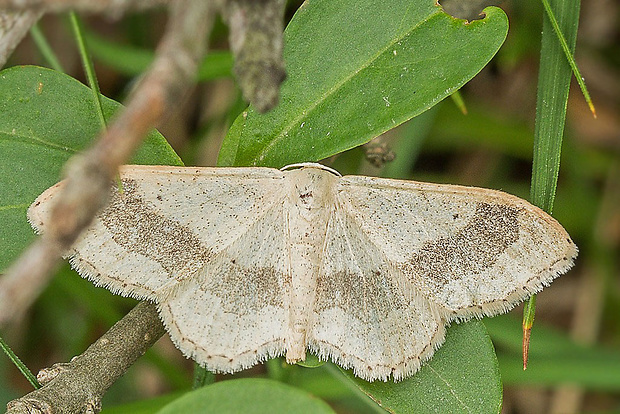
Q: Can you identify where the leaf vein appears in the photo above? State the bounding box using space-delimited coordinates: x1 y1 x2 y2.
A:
0 131 78 153
253 8 444 163
426 364 472 413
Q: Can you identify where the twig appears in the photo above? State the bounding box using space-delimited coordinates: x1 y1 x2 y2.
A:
0 0 168 15
6 301 165 414
222 0 286 113
0 0 218 328
0 0 169 69
0 9 43 67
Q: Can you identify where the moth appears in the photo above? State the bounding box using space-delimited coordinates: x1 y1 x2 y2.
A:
28 163 577 381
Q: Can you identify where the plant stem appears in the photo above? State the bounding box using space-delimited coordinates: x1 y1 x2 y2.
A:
0 335 41 389
29 23 65 72
70 12 107 129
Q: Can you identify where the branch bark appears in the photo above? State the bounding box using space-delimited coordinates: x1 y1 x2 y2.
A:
222 0 286 113
0 0 168 15
6 301 165 414
0 0 169 69
0 9 43 67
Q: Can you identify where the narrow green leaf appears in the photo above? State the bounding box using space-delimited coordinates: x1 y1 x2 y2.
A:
84 29 153 76
530 0 580 212
343 322 502 414
156 378 335 414
0 65 182 271
220 1 508 167
70 12 107 129
0 335 40 389
449 90 468 115
499 354 620 390
540 0 596 117
526 0 581 360
29 24 65 73
521 293 536 369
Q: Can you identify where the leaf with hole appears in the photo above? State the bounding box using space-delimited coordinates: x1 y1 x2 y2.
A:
219 1 509 167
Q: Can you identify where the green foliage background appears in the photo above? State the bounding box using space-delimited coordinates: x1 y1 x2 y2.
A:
1 0 618 413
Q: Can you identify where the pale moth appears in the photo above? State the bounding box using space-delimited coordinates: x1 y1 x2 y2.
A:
28 163 577 382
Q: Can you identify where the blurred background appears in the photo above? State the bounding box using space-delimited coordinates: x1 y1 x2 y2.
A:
1 1 619 413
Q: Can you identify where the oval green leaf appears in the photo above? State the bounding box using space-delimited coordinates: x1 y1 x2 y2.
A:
344 321 502 414
219 1 508 167
156 378 335 414
0 65 181 271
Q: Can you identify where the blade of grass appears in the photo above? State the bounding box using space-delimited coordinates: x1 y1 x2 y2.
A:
29 24 65 73
522 294 536 369
0 335 41 389
70 12 107 130
524 0 581 368
540 0 596 117
449 90 468 115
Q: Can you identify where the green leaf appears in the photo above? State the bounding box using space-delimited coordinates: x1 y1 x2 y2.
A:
220 1 508 167
156 378 335 414
499 353 620 391
30 24 65 72
0 65 182 271
343 322 502 414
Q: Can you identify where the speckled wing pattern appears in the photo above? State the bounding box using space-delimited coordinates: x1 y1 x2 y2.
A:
29 166 293 373
310 175 577 380
28 163 577 382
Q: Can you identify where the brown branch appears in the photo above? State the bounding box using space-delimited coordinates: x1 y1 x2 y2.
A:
222 0 286 113
0 0 218 328
6 301 165 414
0 9 43 68
0 0 168 15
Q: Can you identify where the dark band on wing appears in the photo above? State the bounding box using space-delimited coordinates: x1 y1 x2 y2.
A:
406 202 520 291
200 262 287 313
99 179 213 281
